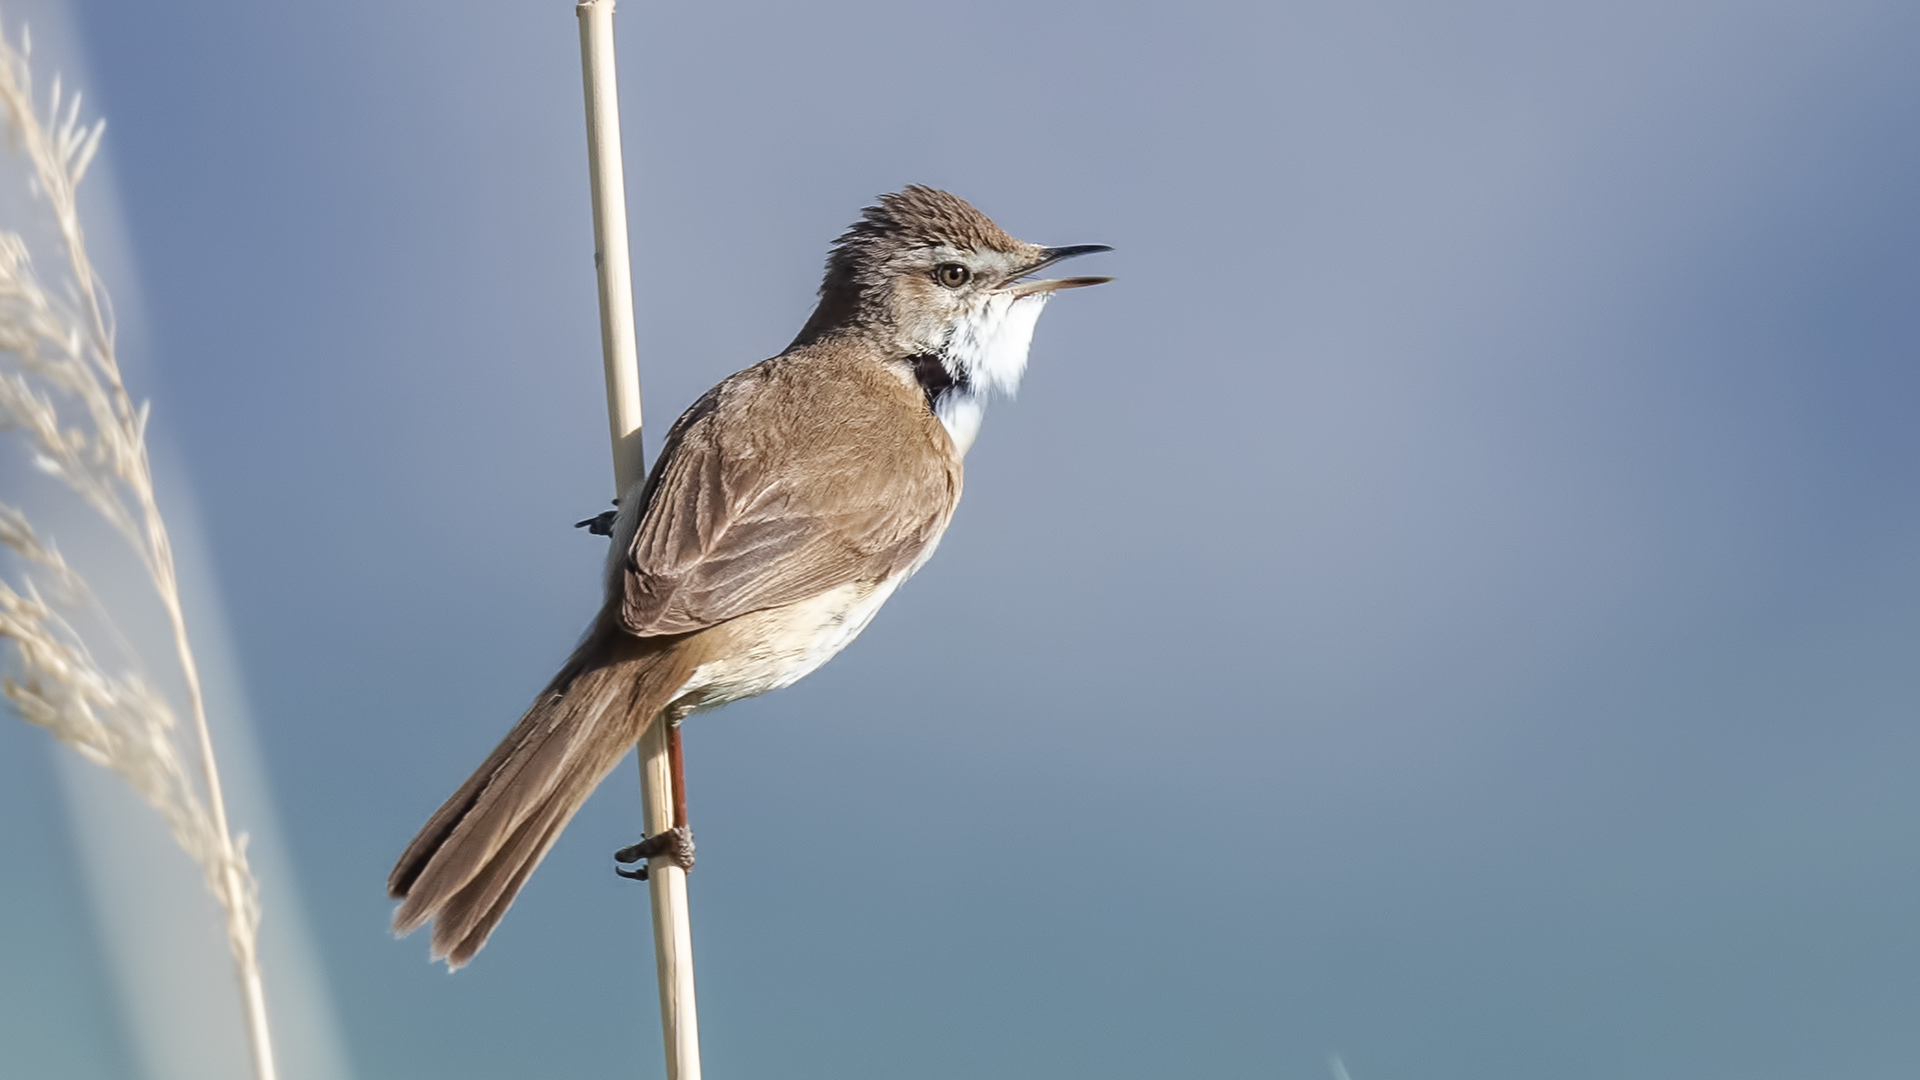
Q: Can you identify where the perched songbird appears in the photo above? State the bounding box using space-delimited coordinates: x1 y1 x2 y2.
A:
388 187 1110 967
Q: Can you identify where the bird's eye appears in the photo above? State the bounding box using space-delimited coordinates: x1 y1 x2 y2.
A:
935 263 971 288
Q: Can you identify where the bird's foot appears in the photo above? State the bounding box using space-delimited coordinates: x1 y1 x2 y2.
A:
613 826 695 880
574 507 618 536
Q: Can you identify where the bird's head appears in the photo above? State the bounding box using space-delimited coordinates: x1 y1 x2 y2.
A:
791 187 1111 406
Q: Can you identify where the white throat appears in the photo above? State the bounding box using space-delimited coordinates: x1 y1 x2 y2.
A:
934 291 1049 456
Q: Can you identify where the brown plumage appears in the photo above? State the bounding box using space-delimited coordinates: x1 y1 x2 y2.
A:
387 624 698 965
387 187 1107 967
618 344 960 637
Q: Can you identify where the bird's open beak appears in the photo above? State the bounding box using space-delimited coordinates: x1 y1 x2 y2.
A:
1002 244 1114 297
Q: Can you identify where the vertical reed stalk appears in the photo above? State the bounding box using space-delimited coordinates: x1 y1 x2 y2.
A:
575 4 703 1077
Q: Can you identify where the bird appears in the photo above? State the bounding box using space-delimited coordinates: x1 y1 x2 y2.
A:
387 186 1110 968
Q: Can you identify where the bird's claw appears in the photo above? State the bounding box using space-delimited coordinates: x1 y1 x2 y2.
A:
575 508 619 536
613 825 695 880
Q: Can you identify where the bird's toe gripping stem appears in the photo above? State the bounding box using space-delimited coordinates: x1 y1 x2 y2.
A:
575 508 619 536
614 826 695 880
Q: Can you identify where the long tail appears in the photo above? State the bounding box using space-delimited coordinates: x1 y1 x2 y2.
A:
387 620 694 968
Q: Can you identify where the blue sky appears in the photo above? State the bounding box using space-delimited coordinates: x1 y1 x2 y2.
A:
3 1 1919 1078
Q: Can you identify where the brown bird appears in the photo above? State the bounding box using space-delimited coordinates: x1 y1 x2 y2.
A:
387 186 1110 967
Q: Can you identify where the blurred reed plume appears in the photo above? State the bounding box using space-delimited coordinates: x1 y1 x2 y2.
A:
0 23 278 1080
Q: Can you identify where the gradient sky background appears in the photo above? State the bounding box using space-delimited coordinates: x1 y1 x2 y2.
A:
3 0 1919 1078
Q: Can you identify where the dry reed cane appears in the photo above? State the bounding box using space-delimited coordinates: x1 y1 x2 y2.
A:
575 4 702 1077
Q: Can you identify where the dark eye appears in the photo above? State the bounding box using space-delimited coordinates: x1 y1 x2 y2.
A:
935 263 971 288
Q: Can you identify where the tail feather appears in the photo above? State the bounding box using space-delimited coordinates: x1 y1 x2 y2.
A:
388 625 696 968
431 794 573 967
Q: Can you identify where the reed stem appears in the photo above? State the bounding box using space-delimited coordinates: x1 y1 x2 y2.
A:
575 5 703 1077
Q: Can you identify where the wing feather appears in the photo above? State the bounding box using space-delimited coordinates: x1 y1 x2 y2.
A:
616 356 957 637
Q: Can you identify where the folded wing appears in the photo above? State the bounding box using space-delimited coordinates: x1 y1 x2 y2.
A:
617 360 960 638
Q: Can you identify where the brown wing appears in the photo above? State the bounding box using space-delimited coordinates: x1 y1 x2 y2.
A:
616 351 959 638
